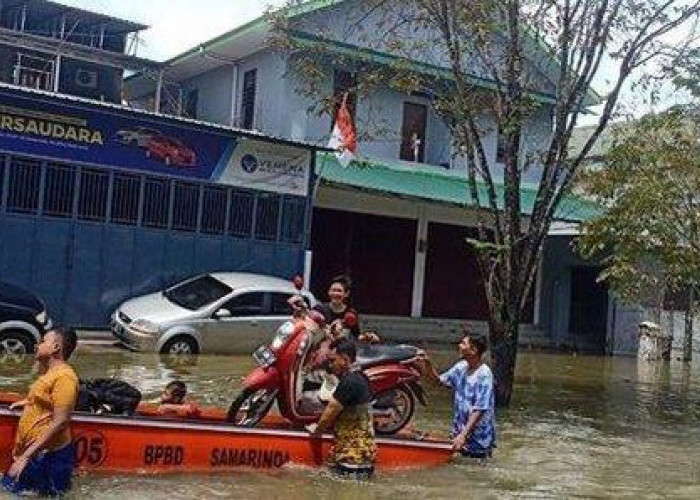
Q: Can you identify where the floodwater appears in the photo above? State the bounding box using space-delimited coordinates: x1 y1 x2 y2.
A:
2 346 700 499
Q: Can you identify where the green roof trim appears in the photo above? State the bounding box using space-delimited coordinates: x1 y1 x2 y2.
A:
316 152 600 222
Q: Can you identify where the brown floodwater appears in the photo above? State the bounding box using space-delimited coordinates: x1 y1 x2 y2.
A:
2 345 700 499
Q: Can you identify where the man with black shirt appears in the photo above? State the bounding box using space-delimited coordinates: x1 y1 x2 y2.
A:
308 339 376 478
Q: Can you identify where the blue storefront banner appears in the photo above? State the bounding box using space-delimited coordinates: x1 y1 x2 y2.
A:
0 88 236 180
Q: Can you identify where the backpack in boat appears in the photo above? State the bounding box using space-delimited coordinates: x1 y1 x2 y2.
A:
76 378 142 415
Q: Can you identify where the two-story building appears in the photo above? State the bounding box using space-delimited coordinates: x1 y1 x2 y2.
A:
123 0 632 353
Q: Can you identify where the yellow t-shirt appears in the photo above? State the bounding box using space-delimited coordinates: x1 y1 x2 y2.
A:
14 364 79 456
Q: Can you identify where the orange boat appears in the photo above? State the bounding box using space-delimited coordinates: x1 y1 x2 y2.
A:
0 396 453 475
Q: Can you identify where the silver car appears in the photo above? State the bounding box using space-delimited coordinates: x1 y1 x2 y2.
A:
111 272 316 355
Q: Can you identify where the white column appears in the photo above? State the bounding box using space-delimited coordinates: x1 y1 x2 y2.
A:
533 254 543 325
53 54 61 93
411 208 429 318
154 70 163 113
303 250 313 290
230 63 239 126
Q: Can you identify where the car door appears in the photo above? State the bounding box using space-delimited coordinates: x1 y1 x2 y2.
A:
203 291 267 354
261 292 297 334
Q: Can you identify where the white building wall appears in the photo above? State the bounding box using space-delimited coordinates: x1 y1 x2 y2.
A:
180 65 234 125
233 50 288 134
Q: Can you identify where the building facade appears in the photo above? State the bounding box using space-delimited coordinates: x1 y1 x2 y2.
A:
0 3 324 327
121 0 625 352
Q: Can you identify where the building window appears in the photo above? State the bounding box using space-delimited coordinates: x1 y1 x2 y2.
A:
332 70 357 128
184 89 198 119
142 177 170 229
77 168 109 221
7 158 40 214
111 173 140 225
399 102 427 162
201 185 227 234
14 53 54 91
229 190 254 237
43 163 75 217
496 126 506 164
254 193 280 241
172 182 200 232
280 196 306 244
241 69 257 130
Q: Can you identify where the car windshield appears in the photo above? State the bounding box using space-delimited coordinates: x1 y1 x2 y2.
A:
163 275 232 310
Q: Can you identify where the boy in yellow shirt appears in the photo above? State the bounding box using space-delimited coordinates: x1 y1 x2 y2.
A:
2 326 79 496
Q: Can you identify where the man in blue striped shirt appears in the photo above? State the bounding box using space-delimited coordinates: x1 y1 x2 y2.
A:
418 330 496 458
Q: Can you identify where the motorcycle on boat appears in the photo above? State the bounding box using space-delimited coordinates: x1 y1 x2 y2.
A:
227 320 426 435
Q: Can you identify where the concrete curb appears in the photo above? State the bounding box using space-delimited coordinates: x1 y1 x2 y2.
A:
77 329 113 341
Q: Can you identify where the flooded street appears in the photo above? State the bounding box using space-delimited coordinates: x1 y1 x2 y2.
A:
2 347 700 499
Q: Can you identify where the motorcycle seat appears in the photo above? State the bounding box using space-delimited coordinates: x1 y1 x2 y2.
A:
355 344 418 368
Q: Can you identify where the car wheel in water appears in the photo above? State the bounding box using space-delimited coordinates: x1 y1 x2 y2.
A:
160 336 199 356
0 330 35 364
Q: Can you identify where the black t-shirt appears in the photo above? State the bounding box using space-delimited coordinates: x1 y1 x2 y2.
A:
314 303 361 338
333 370 373 408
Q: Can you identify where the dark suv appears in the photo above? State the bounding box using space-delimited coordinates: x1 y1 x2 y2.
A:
0 280 52 359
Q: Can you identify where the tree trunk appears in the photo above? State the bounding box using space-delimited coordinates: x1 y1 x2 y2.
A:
682 286 694 362
489 320 520 407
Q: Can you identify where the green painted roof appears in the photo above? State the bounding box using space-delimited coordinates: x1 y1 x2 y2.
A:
316 152 600 222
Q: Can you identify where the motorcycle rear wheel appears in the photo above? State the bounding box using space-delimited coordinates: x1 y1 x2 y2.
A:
373 385 415 435
226 388 276 427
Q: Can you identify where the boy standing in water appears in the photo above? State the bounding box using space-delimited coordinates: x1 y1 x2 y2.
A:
3 326 79 496
418 330 496 458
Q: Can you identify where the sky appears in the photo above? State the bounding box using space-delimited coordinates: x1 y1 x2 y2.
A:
56 0 287 61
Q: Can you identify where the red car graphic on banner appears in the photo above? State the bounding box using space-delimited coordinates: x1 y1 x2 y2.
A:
144 135 197 167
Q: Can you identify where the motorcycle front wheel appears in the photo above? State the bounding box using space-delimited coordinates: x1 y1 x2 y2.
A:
372 385 415 435
226 388 277 427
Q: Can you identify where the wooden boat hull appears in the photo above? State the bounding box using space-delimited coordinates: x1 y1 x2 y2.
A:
0 407 452 475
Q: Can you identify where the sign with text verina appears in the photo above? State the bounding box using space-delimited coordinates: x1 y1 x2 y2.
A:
218 138 311 197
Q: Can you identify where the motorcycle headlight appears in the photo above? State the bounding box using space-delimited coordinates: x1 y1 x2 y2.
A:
271 321 296 350
130 319 160 335
35 310 47 325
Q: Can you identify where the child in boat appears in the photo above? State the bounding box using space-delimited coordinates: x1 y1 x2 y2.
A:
156 381 201 418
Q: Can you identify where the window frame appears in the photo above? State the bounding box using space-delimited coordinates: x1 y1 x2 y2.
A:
399 101 428 163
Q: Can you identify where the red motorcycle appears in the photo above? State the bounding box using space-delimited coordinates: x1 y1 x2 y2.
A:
226 320 426 434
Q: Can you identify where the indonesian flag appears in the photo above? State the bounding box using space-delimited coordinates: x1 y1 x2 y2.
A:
328 95 357 167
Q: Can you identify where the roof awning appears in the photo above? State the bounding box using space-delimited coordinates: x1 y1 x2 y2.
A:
316 152 600 223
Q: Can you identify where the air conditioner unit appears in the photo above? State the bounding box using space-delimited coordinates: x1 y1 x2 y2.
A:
75 68 98 88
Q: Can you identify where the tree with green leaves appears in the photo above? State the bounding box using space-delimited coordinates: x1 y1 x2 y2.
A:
577 106 700 361
272 0 700 404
